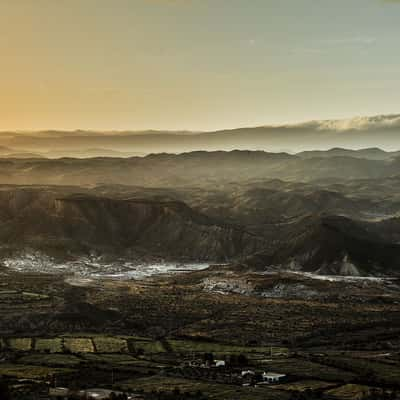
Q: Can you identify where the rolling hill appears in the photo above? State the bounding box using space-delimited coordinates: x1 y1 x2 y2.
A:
0 150 398 187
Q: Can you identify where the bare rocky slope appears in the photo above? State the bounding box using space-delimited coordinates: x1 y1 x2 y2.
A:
246 215 400 276
1 187 400 276
0 188 264 261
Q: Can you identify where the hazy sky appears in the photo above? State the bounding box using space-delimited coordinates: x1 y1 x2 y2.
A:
0 0 399 131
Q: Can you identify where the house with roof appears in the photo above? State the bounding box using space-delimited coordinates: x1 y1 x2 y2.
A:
262 372 286 384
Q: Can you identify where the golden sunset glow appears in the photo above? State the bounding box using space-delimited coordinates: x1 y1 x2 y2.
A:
0 0 399 131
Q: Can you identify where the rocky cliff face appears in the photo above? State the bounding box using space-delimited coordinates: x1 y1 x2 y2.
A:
246 216 400 276
0 188 265 261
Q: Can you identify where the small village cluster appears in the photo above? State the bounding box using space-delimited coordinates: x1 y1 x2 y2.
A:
47 366 287 400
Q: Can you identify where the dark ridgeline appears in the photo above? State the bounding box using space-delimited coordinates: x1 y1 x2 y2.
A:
0 149 400 276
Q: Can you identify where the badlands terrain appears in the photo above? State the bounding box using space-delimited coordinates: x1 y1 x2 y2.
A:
2 148 400 399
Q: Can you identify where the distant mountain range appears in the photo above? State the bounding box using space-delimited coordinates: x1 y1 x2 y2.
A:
1 113 400 155
1 149 400 187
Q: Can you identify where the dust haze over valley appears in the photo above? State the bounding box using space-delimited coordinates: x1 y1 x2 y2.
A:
3 0 400 398
3 114 400 158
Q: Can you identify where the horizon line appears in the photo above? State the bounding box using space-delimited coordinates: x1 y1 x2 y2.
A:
1 112 400 135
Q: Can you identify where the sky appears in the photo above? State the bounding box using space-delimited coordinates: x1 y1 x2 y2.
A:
0 0 399 131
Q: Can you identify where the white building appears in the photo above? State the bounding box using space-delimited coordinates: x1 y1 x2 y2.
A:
262 372 286 383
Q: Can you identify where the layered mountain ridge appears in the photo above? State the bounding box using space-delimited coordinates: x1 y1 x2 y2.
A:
0 188 264 261
0 149 400 187
1 147 400 276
